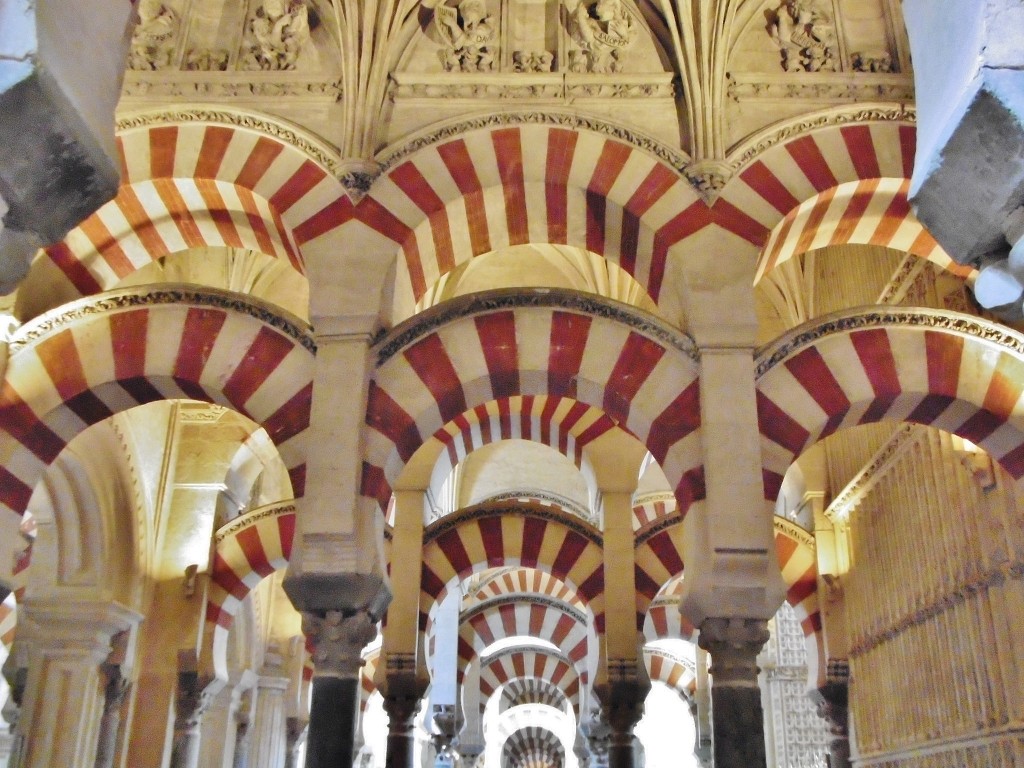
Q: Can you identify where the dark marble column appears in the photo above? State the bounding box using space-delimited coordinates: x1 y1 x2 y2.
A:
94 664 130 768
595 676 649 768
812 660 850 768
302 610 377 768
698 617 770 768
380 674 427 768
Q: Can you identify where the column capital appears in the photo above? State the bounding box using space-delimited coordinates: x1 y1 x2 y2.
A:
303 610 377 679
697 617 770 685
20 599 142 663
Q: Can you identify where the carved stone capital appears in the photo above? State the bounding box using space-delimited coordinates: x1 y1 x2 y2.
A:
380 672 428 733
302 610 377 679
697 617 770 684
338 159 383 203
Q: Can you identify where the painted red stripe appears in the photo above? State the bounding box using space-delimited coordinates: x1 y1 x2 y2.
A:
117 184 171 258
788 566 818 606
174 308 227 385
211 551 248 599
437 140 492 256
360 461 390 509
278 512 296 559
603 333 665 423
650 202 713 298
35 331 90 403
761 213 799 276
548 312 590 398
787 136 838 191
829 180 881 244
115 136 129 181
982 354 1024 421
793 185 839 257
540 395 559 448
153 179 205 249
577 566 604 602
0 384 64 463
626 164 677 216
195 179 245 248
585 191 607 255
775 530 798 565
236 187 278 256
575 412 615 447
589 141 631 197
110 309 150 380
492 129 529 245
520 517 547 566
762 469 784 501
545 129 578 243
269 205 303 273
194 126 233 179
925 331 963 398
294 196 356 245
899 125 916 179
404 333 467 424
436 529 472 577
757 390 810 455
785 346 851 421
392 162 456 274
712 200 771 247
850 329 901 422
259 381 312 444
235 137 284 190
475 312 519 400
551 532 589 581
647 379 700 464
840 126 881 179
44 242 103 295
619 209 640 275
270 160 326 214
149 126 178 178
79 213 136 278
0 466 33 514
237 525 274 576
222 327 296 408
498 603 517 635
648 530 684 576
479 516 505 564
868 184 913 246
740 161 800 215
366 382 421 463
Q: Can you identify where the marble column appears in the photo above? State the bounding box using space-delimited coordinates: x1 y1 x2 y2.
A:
692 648 712 767
302 610 377 768
698 617 770 768
595 676 649 768
381 673 428 768
812 660 850 768
93 664 130 768
233 690 254 768
14 600 141 768
581 711 610 768
171 651 221 768
285 716 309 768
250 673 290 768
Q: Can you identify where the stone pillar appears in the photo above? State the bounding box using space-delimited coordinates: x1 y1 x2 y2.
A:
594 673 650 768
380 673 428 768
812 660 851 768
198 684 240 768
233 689 255 768
250 672 290 768
692 648 712 767
285 716 309 768
14 600 141 768
171 650 221 768
302 610 377 768
698 617 770 768
93 663 131 768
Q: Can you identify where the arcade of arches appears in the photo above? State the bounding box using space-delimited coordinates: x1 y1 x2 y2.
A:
1 2 1023 768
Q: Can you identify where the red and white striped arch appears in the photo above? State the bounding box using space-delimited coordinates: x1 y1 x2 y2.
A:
479 648 581 714
207 502 296 630
421 502 606 632
456 598 589 684
643 576 697 643
367 125 704 311
644 647 696 700
719 120 917 252
632 492 676 531
499 678 570 713
756 308 1024 503
755 178 974 284
42 117 351 298
773 518 823 688
364 292 703 523
0 289 313 584
501 725 565 768
432 396 616 479
634 517 686 627
468 568 588 613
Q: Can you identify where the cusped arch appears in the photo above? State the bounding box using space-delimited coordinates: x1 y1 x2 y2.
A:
756 307 1024 502
364 289 703 525
0 287 313 585
39 111 349 300
364 122 703 312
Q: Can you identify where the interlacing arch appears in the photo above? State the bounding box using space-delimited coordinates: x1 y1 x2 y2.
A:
756 307 1024 500
456 596 590 683
0 287 313 585
363 289 703 525
479 648 581 715
41 112 350 299
421 501 605 630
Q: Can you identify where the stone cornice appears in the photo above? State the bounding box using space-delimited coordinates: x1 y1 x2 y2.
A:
9 285 315 356
754 306 1024 380
374 288 698 369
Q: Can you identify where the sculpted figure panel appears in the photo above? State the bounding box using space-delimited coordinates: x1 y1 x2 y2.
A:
129 0 178 70
436 0 498 72
768 0 837 72
243 0 311 71
568 0 637 73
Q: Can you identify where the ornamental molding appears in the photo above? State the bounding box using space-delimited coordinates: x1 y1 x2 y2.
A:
755 306 1024 381
9 285 315 356
374 288 699 368
462 593 588 627
115 106 345 180
122 73 342 101
215 502 297 544
478 490 594 523
824 424 922 522
634 512 684 546
376 109 691 174
390 73 677 102
773 516 816 548
423 499 603 548
726 72 913 103
726 103 916 178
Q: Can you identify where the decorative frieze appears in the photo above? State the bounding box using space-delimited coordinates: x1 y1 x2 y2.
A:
727 72 914 102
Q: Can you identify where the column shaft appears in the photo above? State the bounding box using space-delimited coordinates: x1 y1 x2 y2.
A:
250 676 290 768
305 677 360 768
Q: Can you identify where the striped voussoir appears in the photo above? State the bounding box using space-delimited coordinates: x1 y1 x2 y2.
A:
456 597 589 684
755 178 972 284
366 124 704 310
421 501 605 632
0 288 312 583
500 678 571 713
431 396 617 480
631 492 677 530
644 646 697 698
468 567 588 614
207 502 296 630
634 515 687 627
479 648 581 715
501 725 565 768
756 307 1024 504
774 517 824 687
364 290 703 525
44 120 349 298
643 575 697 643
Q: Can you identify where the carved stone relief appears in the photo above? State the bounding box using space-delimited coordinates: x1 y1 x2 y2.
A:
242 0 312 71
768 0 838 73
129 0 179 71
568 0 637 73
436 0 499 72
